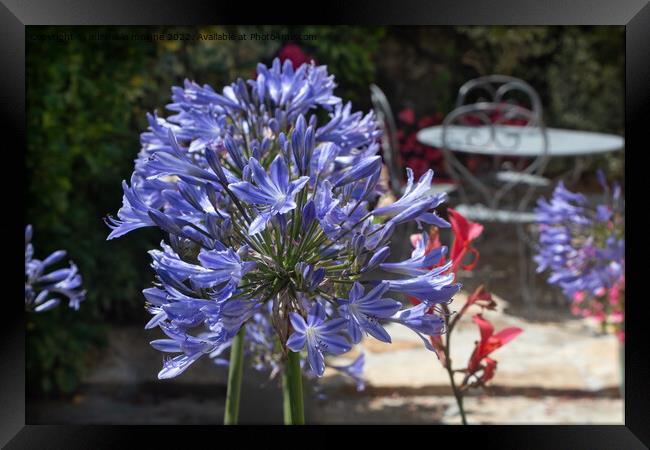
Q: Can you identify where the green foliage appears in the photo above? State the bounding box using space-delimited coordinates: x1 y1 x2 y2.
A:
26 306 107 395
455 26 623 135
27 25 158 394
295 26 385 106
28 26 157 317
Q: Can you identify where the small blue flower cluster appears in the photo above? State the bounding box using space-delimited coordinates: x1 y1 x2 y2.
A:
107 59 461 382
534 172 624 300
25 225 86 312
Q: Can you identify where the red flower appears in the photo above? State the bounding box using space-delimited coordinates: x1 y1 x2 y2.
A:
405 157 430 179
448 208 484 276
457 284 497 320
467 314 522 373
461 114 484 126
506 118 528 126
478 357 498 384
417 112 443 129
424 147 442 163
466 155 482 172
278 43 315 69
398 107 416 125
406 208 484 284
400 133 419 154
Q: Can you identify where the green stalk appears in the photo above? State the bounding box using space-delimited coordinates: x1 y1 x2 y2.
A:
442 305 468 425
224 327 246 425
282 365 293 422
445 361 468 425
282 351 305 425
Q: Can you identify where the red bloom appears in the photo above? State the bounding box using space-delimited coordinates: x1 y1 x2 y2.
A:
278 43 315 69
461 114 484 126
424 147 443 163
467 285 496 310
466 155 482 172
417 112 443 129
407 208 483 281
433 176 455 185
448 208 484 276
412 144 425 156
478 357 498 384
467 314 522 373
405 157 430 179
398 107 416 125
400 133 419 154
506 118 528 126
457 284 497 320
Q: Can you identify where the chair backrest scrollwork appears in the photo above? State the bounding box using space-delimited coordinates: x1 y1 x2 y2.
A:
441 75 549 215
370 84 403 196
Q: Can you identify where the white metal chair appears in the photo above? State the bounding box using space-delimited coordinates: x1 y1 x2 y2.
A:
441 75 552 306
442 75 550 219
370 84 456 198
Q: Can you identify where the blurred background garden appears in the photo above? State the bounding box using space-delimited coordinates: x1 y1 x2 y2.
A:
26 25 624 423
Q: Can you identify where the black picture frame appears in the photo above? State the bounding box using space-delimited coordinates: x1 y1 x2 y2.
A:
3 0 648 447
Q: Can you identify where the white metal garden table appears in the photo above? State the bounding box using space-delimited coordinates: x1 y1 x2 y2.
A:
417 125 624 158
417 124 624 212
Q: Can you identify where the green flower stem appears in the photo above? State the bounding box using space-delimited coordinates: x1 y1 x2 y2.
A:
224 326 246 425
443 305 468 425
282 350 305 425
282 366 293 423
445 359 468 425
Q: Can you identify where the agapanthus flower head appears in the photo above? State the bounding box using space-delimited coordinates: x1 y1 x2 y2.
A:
108 58 462 385
25 225 86 312
535 174 624 336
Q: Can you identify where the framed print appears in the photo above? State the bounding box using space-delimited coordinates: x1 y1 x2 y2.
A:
3 0 648 447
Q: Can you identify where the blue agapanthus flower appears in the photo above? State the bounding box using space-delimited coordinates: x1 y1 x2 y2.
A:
330 353 366 391
535 173 624 300
338 282 401 345
229 155 310 234
287 302 352 377
107 58 461 385
25 225 86 312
